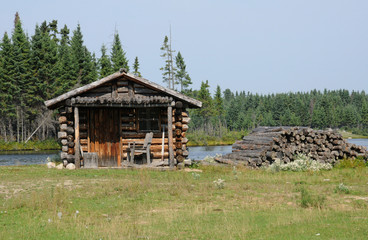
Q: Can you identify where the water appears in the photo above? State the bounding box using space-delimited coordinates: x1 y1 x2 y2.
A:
188 145 232 160
0 139 367 165
0 150 59 166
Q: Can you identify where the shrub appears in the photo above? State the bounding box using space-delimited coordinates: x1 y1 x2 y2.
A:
299 187 326 208
191 172 201 180
213 178 225 189
334 183 350 194
268 154 332 172
335 157 367 169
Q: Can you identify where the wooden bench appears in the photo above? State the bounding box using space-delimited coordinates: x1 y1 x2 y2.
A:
127 132 153 164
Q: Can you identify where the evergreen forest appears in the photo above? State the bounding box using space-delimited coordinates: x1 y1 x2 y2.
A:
0 13 367 144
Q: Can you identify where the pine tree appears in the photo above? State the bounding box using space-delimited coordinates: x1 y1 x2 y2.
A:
86 50 98 84
197 80 213 128
99 44 112 77
0 32 16 141
175 51 192 93
54 25 77 95
30 21 58 101
214 85 224 117
160 35 176 89
213 85 225 135
361 99 368 130
10 14 32 141
81 47 98 84
70 24 85 87
111 32 129 72
132 56 141 77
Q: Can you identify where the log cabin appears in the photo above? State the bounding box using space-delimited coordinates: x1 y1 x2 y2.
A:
44 69 202 168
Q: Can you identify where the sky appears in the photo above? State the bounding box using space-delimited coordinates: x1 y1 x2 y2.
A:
1 0 367 95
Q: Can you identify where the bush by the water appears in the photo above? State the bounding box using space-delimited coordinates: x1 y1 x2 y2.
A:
268 153 333 172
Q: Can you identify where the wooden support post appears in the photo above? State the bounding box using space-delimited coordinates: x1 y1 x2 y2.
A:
168 105 174 167
74 107 80 169
118 109 122 167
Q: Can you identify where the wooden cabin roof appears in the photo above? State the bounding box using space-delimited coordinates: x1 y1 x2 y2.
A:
44 71 202 109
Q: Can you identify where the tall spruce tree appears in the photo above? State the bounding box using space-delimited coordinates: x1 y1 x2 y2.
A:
361 99 368 130
99 44 112 77
133 56 141 77
54 25 76 95
30 21 58 101
214 85 224 117
197 80 213 126
70 24 85 87
160 35 176 89
11 14 32 141
111 32 129 72
175 51 192 93
0 32 16 141
82 47 98 84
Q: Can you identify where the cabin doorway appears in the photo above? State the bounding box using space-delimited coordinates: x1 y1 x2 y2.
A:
88 108 120 167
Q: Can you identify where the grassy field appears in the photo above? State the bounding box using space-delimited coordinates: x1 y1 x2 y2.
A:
0 165 367 239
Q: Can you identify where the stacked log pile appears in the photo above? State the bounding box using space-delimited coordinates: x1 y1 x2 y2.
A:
217 127 368 168
174 103 190 164
58 107 75 165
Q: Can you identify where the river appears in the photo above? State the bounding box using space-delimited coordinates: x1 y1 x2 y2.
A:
1 139 368 165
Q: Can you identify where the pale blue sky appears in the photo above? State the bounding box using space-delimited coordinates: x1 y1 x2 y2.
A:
1 0 367 94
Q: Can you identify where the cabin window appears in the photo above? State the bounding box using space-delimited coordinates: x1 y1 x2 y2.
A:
138 109 160 131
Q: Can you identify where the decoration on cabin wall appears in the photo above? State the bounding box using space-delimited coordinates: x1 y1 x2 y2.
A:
45 71 202 168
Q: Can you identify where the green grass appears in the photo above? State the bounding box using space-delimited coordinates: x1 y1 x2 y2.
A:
0 165 368 239
0 139 60 151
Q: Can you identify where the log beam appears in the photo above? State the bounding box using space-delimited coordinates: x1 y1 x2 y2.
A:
74 107 80 169
168 105 174 167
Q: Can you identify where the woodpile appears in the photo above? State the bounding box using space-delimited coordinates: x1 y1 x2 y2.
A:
217 127 368 168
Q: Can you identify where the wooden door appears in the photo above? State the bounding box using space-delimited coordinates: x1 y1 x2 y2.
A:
88 108 120 167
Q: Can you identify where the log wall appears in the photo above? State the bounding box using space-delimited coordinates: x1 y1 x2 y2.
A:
57 105 191 167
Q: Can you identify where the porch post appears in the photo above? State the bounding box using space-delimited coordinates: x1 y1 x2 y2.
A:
168 104 174 167
74 106 80 168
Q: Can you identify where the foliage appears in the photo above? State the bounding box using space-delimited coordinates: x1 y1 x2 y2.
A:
268 154 332 172
189 85 368 137
132 56 141 77
98 44 112 77
298 187 326 208
160 35 176 89
334 183 350 194
334 157 367 168
0 139 59 151
191 172 201 180
213 178 225 189
110 32 129 72
175 51 192 93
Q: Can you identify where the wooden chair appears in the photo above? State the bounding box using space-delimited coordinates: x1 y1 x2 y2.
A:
127 132 153 164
